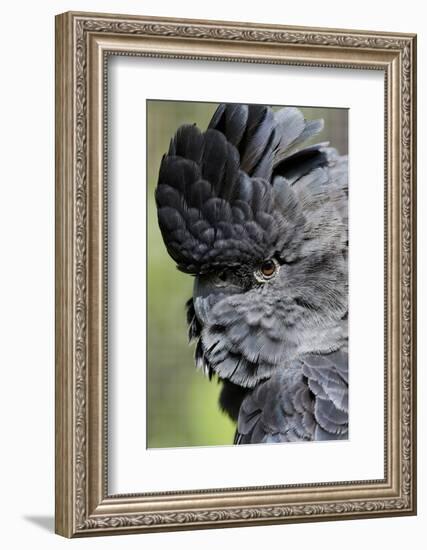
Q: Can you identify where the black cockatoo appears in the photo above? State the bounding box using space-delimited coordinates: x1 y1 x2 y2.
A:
155 103 348 444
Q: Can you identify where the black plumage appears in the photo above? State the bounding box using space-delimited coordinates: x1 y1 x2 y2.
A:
155 102 348 444
236 351 348 443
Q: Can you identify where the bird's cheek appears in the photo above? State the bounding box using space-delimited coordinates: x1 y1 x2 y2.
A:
193 294 220 325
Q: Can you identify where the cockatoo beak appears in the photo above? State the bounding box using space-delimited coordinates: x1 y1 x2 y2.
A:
192 273 243 325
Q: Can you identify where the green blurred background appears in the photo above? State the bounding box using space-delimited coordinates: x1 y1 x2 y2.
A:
146 100 348 448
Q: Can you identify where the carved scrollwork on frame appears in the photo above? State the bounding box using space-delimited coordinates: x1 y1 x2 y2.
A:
56 12 416 537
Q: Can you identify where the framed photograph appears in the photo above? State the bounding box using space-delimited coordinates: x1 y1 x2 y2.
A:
55 11 417 537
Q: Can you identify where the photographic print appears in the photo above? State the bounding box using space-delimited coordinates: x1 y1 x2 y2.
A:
148 100 349 448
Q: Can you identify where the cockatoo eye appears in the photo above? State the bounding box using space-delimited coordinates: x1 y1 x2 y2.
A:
254 258 280 283
261 260 276 277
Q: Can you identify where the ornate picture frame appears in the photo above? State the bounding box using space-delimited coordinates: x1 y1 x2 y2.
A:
55 11 417 537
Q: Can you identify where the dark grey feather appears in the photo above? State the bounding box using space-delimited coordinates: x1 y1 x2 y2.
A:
156 123 301 274
236 351 348 444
